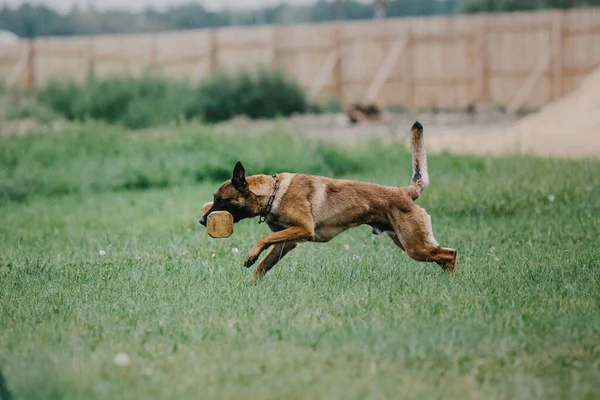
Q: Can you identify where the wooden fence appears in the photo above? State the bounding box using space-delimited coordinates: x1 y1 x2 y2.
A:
1 7 599 111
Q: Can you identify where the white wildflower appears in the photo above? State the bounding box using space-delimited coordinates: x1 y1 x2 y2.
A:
344 244 350 251
232 248 239 253
113 352 130 367
99 250 106 256
548 194 555 202
227 318 238 329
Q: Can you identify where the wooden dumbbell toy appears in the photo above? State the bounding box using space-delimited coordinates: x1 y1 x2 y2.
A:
201 202 233 238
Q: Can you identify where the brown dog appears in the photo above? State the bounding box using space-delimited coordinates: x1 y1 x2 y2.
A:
199 121 457 280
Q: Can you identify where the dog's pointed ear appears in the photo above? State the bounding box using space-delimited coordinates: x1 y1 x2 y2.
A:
232 161 248 192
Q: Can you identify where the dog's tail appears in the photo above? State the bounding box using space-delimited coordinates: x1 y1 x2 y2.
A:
408 121 428 200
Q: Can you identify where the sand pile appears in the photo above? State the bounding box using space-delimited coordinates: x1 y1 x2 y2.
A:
428 66 600 159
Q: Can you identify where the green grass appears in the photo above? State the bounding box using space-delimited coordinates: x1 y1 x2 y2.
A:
0 128 599 399
0 121 378 204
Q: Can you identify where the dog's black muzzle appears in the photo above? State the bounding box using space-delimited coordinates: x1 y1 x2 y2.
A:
199 214 208 226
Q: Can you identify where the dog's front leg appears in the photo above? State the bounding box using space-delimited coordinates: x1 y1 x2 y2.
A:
244 226 314 268
251 242 298 280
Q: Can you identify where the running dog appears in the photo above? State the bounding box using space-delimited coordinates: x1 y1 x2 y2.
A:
200 122 457 280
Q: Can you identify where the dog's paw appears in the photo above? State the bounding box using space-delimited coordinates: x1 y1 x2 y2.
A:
244 252 259 268
244 244 264 268
243 256 257 269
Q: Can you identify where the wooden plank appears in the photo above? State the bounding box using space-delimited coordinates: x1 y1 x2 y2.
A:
270 27 278 65
341 35 390 44
551 12 564 100
344 76 476 84
413 34 474 43
563 65 600 75
343 33 473 44
363 36 408 103
343 76 478 87
487 25 553 35
87 36 96 79
26 40 35 90
506 39 557 114
154 54 209 67
308 50 340 99
276 45 333 55
479 18 490 102
563 26 600 36
36 46 146 63
334 23 343 101
412 77 478 85
0 52 22 62
216 42 272 51
6 48 28 87
93 54 143 62
209 29 218 74
406 30 415 110
34 47 89 58
489 70 553 78
149 34 158 69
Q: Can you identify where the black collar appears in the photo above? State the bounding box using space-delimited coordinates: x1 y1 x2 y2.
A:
258 174 280 224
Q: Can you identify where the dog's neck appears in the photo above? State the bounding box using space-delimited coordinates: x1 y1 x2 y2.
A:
247 174 277 214
247 175 274 197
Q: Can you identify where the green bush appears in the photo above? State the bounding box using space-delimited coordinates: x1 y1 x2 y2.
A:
194 71 238 123
196 67 307 123
37 68 308 128
37 80 84 121
0 122 388 204
38 75 196 129
6 98 62 124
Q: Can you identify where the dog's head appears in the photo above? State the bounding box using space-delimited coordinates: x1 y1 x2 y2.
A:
199 161 257 226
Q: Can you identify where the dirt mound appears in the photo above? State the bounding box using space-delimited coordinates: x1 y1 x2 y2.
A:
428 66 600 159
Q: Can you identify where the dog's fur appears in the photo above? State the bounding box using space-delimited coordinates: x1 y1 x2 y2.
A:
200 121 457 280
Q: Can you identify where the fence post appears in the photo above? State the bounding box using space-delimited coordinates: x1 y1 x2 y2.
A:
209 29 219 75
26 39 36 91
149 33 159 71
406 29 415 110
479 16 489 104
271 26 279 66
551 11 564 100
333 22 343 104
87 36 96 81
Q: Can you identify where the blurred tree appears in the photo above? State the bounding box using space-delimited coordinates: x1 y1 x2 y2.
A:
0 3 78 37
462 0 600 12
310 0 336 22
0 0 597 38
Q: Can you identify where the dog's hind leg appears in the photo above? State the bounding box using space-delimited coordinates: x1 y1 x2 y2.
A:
390 207 457 274
251 242 298 281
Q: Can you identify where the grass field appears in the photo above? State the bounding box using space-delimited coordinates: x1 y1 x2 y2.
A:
1 124 599 399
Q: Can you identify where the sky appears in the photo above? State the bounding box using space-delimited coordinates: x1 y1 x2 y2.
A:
3 0 323 12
